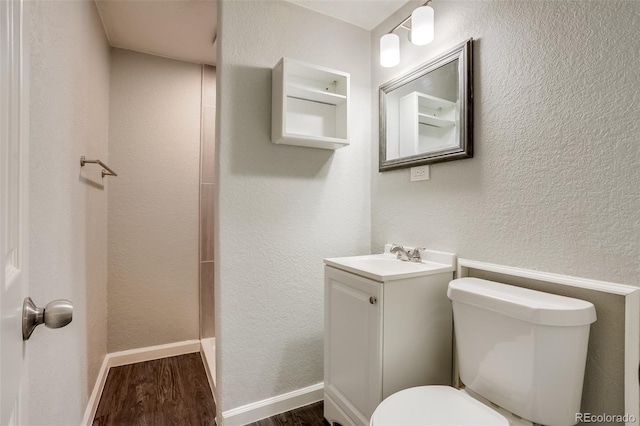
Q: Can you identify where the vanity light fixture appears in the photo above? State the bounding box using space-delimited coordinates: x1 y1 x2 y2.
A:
411 5 434 46
380 33 400 68
379 0 434 67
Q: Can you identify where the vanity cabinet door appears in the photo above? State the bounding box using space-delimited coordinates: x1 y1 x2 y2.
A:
324 266 382 426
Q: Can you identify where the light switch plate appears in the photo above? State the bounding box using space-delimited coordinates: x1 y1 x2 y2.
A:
410 165 430 181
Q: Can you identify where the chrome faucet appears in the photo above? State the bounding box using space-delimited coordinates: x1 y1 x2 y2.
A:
390 244 411 261
390 244 425 263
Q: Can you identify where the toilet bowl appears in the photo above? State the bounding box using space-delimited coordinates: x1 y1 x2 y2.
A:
370 278 596 426
369 386 508 426
370 386 536 426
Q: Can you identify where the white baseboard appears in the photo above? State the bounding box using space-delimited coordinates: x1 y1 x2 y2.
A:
220 382 324 426
105 339 201 368
81 340 201 426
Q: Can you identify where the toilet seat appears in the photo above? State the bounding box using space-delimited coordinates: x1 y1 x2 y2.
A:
370 386 509 426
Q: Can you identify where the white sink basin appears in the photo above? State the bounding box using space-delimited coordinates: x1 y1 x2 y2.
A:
324 247 455 282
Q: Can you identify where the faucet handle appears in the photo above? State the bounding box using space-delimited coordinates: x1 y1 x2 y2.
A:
408 247 426 262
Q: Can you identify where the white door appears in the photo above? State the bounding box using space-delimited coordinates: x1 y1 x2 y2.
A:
324 267 383 426
1 0 29 424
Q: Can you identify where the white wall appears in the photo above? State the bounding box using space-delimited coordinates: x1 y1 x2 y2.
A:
372 0 640 286
27 0 110 423
107 49 201 352
216 0 371 412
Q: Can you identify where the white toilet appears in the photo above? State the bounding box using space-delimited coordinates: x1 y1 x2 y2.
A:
370 277 597 426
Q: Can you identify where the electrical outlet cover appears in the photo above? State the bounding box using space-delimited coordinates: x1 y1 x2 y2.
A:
410 165 430 181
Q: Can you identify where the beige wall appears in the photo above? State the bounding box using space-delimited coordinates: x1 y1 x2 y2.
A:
216 0 371 413
372 1 640 286
27 0 110 423
107 49 201 352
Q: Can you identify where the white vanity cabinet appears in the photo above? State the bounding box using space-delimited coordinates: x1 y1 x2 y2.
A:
271 57 349 150
323 251 455 426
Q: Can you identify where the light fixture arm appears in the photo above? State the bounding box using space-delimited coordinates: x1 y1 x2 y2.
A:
386 0 432 35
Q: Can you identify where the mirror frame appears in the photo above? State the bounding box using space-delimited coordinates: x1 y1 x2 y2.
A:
379 38 473 172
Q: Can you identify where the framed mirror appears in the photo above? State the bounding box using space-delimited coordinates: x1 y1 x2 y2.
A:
379 38 473 171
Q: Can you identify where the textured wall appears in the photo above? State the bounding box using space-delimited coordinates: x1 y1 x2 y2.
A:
216 0 371 412
107 49 201 352
27 0 110 423
372 0 640 286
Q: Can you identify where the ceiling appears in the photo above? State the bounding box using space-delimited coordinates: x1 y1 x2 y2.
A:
95 0 217 66
94 0 410 66
288 0 411 30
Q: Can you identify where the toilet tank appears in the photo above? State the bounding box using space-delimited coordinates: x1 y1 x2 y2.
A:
447 278 596 426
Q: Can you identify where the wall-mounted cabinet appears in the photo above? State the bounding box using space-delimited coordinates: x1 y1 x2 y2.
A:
398 92 457 158
272 58 350 150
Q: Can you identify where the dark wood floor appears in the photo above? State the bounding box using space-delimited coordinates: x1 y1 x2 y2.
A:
93 352 326 425
247 402 325 426
93 353 216 425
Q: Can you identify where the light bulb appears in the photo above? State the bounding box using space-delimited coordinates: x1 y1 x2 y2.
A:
411 6 434 46
380 33 400 68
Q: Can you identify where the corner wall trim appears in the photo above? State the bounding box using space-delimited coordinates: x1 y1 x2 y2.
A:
220 382 324 426
81 354 110 426
200 337 217 397
81 340 202 425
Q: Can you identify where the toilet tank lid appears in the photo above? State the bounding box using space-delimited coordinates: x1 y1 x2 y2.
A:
447 278 596 326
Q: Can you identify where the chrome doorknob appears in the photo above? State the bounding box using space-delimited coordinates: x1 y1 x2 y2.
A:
22 297 73 340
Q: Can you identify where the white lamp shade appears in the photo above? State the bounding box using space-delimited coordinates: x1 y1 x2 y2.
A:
380 33 400 67
411 6 434 45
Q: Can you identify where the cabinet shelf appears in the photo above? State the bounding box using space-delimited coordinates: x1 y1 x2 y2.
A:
272 58 350 149
278 132 348 150
416 92 457 110
418 113 455 128
287 83 347 106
